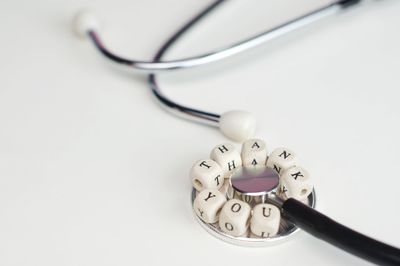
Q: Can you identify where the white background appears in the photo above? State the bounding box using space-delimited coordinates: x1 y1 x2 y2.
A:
0 0 399 265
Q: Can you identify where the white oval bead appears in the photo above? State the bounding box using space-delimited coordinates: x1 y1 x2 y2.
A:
219 110 256 142
218 199 251 237
193 189 226 224
241 139 268 167
210 143 242 177
266 147 297 174
250 203 281 238
280 166 313 201
190 159 224 191
73 9 100 38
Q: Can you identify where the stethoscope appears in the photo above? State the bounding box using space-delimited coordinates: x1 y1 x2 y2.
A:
73 0 400 265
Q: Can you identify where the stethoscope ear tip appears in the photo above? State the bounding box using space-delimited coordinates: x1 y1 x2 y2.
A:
73 9 101 39
219 110 257 142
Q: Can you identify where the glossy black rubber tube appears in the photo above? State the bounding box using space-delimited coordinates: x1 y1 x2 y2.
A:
282 198 400 266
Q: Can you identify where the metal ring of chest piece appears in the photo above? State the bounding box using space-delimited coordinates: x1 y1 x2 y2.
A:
190 140 316 247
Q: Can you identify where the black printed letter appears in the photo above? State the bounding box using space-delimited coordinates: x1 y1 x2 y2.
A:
273 164 282 174
262 207 271 217
218 145 229 153
291 171 304 180
231 203 241 213
199 161 211 169
251 142 260 149
225 223 234 231
279 151 291 159
204 192 216 201
228 160 236 171
214 175 220 186
198 208 204 217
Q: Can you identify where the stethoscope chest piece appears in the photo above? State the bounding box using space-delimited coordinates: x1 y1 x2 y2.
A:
190 139 316 247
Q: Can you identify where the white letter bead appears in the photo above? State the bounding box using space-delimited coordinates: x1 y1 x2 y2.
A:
193 189 226 224
241 139 267 167
219 178 230 195
250 204 281 238
280 166 313 201
190 159 224 191
218 199 251 237
210 143 242 176
266 147 297 174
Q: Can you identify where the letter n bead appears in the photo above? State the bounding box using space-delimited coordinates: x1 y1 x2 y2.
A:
250 203 281 238
266 147 297 174
280 166 313 201
218 199 251 237
190 159 224 191
241 139 267 167
193 189 226 224
210 143 242 176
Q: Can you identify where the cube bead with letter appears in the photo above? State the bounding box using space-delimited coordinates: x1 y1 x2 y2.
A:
280 166 312 201
210 143 242 177
218 199 251 237
241 138 268 167
250 203 281 238
266 147 297 174
193 189 226 224
190 159 224 191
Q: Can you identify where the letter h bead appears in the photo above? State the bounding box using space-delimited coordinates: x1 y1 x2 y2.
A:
210 143 242 177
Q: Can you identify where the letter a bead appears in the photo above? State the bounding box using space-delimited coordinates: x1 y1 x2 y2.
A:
218 199 251 237
210 143 242 176
250 203 281 238
266 147 297 174
190 159 224 191
280 166 312 201
193 189 227 224
241 139 267 167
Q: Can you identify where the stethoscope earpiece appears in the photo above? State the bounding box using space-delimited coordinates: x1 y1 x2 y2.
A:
73 9 100 39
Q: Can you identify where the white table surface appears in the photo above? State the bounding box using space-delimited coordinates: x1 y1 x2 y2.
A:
0 0 399 265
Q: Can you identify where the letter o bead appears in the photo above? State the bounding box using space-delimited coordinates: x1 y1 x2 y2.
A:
190 159 224 191
218 199 251 237
193 189 226 224
210 143 242 176
250 203 281 238
241 139 267 167
280 166 313 201
266 147 297 174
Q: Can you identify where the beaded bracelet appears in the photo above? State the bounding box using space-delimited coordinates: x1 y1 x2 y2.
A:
190 139 316 246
